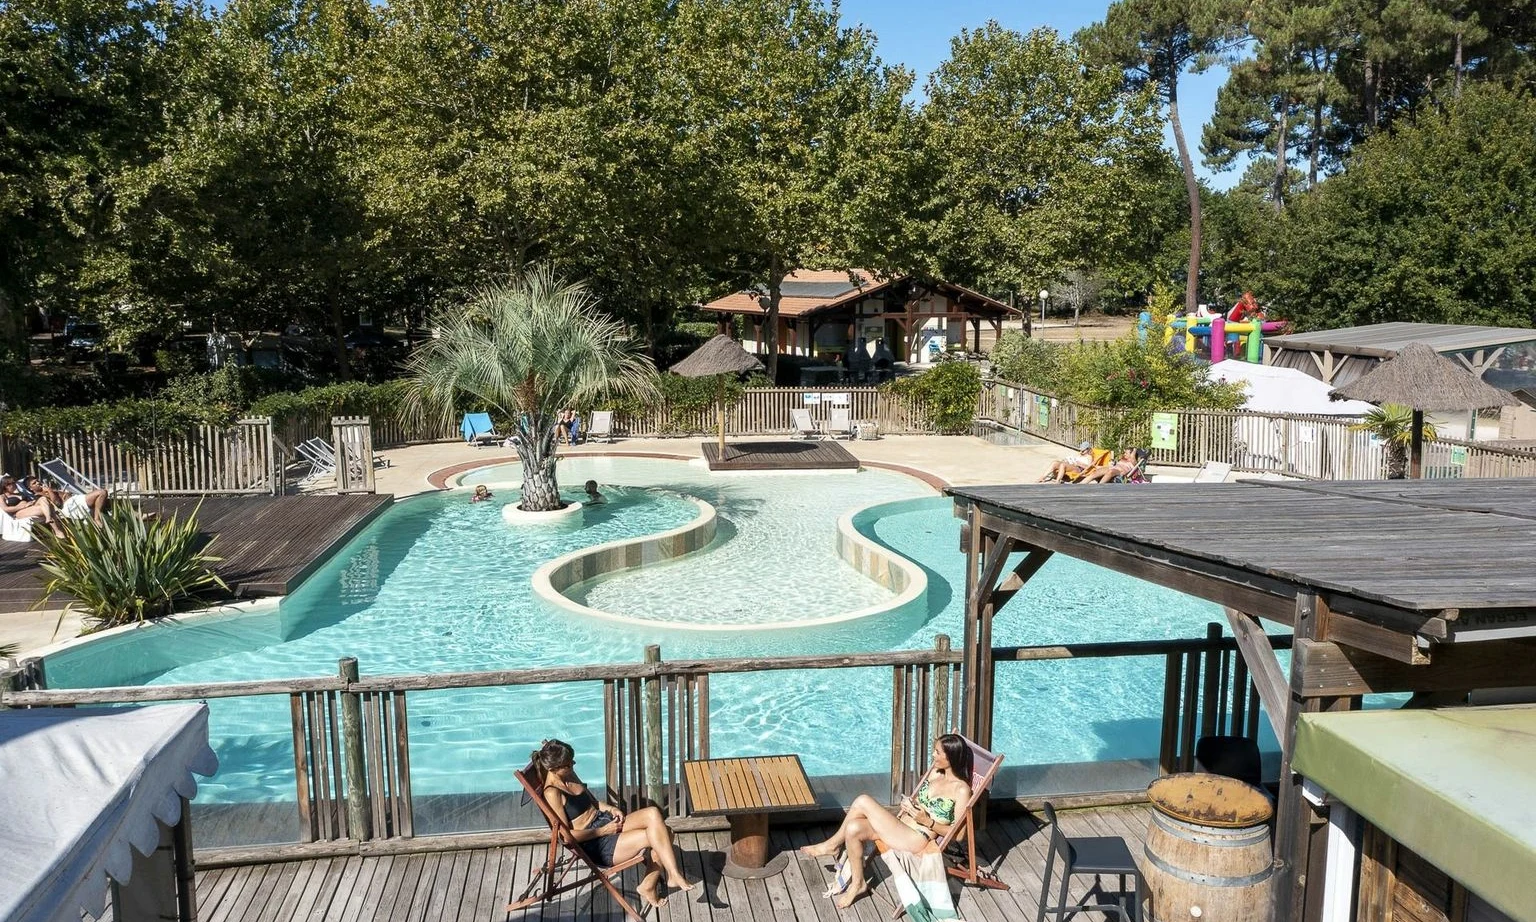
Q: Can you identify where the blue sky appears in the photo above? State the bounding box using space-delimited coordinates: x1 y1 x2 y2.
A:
838 0 1240 190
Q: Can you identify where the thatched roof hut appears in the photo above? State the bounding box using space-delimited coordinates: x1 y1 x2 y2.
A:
669 335 765 379
1330 342 1518 411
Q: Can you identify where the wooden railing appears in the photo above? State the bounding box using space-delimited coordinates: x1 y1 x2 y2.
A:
980 378 1536 481
1 624 1283 860
0 417 279 495
613 387 932 438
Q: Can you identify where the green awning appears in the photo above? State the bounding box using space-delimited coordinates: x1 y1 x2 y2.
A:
1294 706 1536 922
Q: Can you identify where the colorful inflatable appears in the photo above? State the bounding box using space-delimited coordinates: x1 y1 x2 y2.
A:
1136 310 1290 363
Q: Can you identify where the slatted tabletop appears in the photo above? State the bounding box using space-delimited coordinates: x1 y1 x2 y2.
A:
683 755 817 817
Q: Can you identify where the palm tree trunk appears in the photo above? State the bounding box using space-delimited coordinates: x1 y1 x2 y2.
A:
514 412 563 510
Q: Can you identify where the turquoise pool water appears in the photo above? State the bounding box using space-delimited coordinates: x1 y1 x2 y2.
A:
46 456 1229 819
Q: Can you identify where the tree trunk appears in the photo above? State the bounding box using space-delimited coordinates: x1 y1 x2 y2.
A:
514 412 563 510
1454 28 1464 97
764 253 784 383
1308 97 1323 189
1386 444 1407 480
1166 76 1202 315
1364 57 1378 129
1272 99 1291 212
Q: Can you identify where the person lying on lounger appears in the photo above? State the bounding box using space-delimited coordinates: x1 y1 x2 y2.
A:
25 475 109 525
1078 448 1147 484
800 733 973 909
1 475 63 537
1039 441 1112 483
531 739 698 909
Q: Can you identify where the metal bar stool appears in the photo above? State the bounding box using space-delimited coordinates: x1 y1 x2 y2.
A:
1035 801 1146 922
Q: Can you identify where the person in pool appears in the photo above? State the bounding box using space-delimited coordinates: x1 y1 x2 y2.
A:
530 739 697 908
471 484 494 503
583 480 605 504
801 734 973 908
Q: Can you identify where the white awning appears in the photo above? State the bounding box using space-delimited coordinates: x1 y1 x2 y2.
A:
0 705 218 922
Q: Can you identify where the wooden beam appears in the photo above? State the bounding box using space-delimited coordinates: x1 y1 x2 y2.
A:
974 509 1296 622
972 535 1020 608
1323 611 1430 665
1223 608 1289 739
991 546 1055 612
1295 637 1536 697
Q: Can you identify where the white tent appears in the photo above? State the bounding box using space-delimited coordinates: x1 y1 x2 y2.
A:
0 704 217 922
1209 360 1377 415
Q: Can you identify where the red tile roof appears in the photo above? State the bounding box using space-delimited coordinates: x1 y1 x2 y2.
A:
701 270 1013 319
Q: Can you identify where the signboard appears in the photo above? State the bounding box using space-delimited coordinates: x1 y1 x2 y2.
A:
1151 412 1178 450
1450 445 1469 466
1035 395 1049 428
825 392 851 406
802 392 821 405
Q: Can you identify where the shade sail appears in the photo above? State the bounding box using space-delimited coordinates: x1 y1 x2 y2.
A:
0 704 218 922
1294 706 1536 922
1209 360 1376 415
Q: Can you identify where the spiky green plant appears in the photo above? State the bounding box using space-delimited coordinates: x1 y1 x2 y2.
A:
32 503 228 629
403 265 658 511
1351 403 1438 480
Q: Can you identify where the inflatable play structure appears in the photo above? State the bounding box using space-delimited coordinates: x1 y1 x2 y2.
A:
1137 299 1290 363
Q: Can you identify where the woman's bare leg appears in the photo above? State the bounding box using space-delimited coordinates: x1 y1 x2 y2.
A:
805 794 929 858
613 808 698 891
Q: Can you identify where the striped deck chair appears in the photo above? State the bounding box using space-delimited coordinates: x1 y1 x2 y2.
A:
507 762 651 922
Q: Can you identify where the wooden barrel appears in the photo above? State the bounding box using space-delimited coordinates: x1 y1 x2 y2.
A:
1144 773 1274 921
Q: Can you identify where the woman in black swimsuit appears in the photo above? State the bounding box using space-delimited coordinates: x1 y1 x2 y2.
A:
532 739 699 909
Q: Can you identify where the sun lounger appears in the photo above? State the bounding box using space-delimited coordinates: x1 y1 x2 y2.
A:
1193 460 1234 483
587 411 615 443
1 509 35 543
507 761 650 921
826 407 855 440
461 412 503 447
38 458 101 496
791 408 821 439
295 440 337 487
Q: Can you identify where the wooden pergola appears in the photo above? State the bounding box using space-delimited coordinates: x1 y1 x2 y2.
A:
949 477 1536 922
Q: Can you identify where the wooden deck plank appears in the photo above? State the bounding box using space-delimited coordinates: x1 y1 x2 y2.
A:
701 441 859 472
0 493 392 606
193 806 1154 922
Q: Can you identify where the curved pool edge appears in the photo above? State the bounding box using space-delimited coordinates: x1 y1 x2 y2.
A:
35 596 285 681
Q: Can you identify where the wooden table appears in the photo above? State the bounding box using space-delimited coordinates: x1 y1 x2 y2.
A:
682 755 817 878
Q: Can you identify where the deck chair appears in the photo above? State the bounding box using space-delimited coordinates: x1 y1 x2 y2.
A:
507 761 650 922
38 458 100 496
873 738 1007 888
303 436 389 471
826 407 855 440
587 411 615 443
295 440 337 487
1060 449 1114 484
461 412 502 447
791 408 821 439
1192 460 1233 483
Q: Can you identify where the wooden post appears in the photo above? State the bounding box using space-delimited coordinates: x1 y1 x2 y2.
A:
1200 622 1222 740
338 657 371 841
933 635 951 733
172 797 198 922
1273 594 1327 922
1410 409 1425 479
643 645 664 809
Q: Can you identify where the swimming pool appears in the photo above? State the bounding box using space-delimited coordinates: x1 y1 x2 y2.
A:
43 456 1230 833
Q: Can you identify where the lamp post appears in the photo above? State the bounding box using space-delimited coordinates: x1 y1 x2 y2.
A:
1038 289 1050 324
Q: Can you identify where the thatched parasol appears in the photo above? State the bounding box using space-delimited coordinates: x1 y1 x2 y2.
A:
1331 342 1518 478
670 335 764 455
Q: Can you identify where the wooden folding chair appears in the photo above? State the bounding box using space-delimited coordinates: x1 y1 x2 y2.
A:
507 762 651 921
867 738 1008 919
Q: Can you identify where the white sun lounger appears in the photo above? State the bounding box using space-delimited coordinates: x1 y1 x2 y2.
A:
825 407 855 440
790 408 821 439
1193 461 1234 483
587 410 615 443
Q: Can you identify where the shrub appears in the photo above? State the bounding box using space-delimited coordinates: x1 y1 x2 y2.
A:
250 380 407 424
990 333 1063 390
886 360 982 434
0 399 236 449
33 504 228 630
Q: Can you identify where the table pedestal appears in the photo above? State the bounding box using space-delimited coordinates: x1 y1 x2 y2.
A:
723 813 790 879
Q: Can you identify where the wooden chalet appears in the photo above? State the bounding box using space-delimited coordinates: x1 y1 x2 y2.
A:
700 270 1018 363
949 477 1536 922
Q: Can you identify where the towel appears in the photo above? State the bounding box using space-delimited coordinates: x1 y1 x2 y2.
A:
1 512 33 543
881 849 961 922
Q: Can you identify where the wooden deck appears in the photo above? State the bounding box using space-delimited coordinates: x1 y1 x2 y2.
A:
0 494 393 606
702 441 860 472
192 807 1152 922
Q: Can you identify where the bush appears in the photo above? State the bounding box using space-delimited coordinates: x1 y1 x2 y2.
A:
886 360 982 434
990 333 1063 390
33 504 228 630
249 380 407 423
0 398 235 449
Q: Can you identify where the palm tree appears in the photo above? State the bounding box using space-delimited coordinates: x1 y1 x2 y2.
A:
1351 403 1438 480
404 266 657 511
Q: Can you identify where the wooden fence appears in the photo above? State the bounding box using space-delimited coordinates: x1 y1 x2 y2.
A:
980 378 1536 481
1 624 1282 862
0 417 279 495
614 387 933 438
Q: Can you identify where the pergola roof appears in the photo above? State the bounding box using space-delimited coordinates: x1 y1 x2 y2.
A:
949 478 1536 638
1267 322 1536 358
701 270 1014 320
